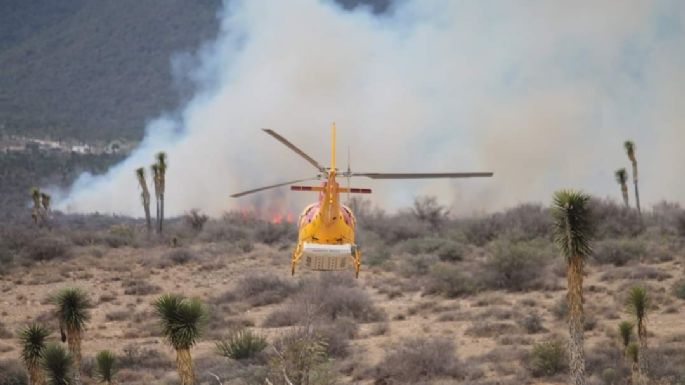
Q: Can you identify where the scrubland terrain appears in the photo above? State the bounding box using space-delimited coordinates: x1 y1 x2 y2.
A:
1 199 684 384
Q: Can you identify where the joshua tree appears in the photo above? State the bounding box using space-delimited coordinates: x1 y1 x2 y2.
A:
135 167 152 233
618 321 634 353
31 187 43 225
53 288 91 385
552 190 592 385
615 169 630 207
155 152 168 234
624 141 641 215
153 294 207 385
152 163 161 232
42 343 72 385
626 343 640 385
19 323 50 385
94 350 117 385
626 285 649 378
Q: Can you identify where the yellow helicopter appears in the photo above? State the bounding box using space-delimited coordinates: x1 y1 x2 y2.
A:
231 124 493 277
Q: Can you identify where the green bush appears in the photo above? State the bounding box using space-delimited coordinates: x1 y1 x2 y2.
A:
26 236 70 261
216 329 267 360
0 359 28 385
484 239 548 291
399 237 466 262
529 339 567 377
673 281 685 300
424 263 477 298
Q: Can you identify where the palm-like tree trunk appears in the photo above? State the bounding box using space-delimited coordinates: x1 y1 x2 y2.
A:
631 161 641 215
67 328 82 385
28 362 45 385
636 318 647 382
567 255 586 385
176 348 195 385
621 184 629 207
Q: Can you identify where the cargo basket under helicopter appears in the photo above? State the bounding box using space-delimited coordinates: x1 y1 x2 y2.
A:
301 242 356 271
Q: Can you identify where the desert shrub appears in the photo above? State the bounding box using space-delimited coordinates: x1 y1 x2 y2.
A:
255 222 296 245
216 329 267 360
483 239 548 291
645 345 685 384
122 279 161 296
593 238 645 266
518 313 545 334
119 345 173 371
528 339 567 377
365 247 391 267
315 317 358 358
236 273 297 306
364 211 431 243
397 253 438 278
105 224 136 248
375 337 461 383
185 209 209 232
25 236 70 261
456 204 552 246
0 359 27 385
399 238 466 262
424 263 477 298
673 280 685 300
678 213 685 237
269 328 336 385
585 343 628 379
464 322 518 338
262 308 301 328
201 216 250 243
165 248 196 265
105 310 129 321
589 198 643 238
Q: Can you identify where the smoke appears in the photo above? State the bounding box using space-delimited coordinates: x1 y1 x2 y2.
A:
56 0 685 217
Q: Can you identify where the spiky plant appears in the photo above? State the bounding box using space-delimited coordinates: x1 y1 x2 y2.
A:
552 190 592 385
618 321 634 352
94 350 117 385
52 288 91 385
31 187 42 225
135 167 152 233
626 343 640 385
151 163 161 233
155 152 167 234
42 343 72 385
615 169 629 207
154 294 208 385
19 323 50 385
624 141 641 215
627 285 649 378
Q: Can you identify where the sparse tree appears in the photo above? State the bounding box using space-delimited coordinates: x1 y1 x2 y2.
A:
626 285 649 380
94 350 117 385
52 288 91 385
156 152 168 234
19 323 50 385
153 294 208 385
42 343 72 385
624 141 641 215
552 190 593 385
412 196 448 230
135 167 152 233
615 169 629 207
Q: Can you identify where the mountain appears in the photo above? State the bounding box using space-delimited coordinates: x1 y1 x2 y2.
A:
0 0 389 142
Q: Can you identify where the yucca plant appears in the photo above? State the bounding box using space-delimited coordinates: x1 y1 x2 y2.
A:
216 329 267 360
135 167 152 233
626 343 640 385
53 288 91 385
42 343 72 385
552 190 592 385
627 285 649 378
20 323 50 385
155 152 167 234
31 187 42 225
614 169 629 207
618 321 634 352
94 350 117 385
154 294 207 385
624 141 641 215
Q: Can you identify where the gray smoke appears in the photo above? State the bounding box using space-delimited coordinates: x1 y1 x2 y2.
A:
56 0 685 217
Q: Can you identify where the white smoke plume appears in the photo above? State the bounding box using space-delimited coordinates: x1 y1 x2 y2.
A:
56 0 685 217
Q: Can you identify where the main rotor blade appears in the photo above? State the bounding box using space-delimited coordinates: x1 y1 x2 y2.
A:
349 172 494 179
231 177 319 198
263 129 325 172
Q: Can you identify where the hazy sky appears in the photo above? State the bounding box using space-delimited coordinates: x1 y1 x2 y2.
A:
56 0 685 217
